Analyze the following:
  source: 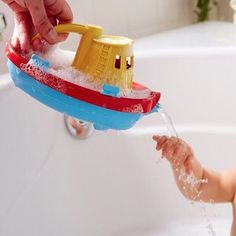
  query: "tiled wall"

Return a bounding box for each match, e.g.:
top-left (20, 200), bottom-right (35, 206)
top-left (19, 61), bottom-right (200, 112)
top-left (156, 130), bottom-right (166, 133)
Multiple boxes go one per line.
top-left (63, 0), bottom-right (195, 50)
top-left (0, 0), bottom-right (230, 74)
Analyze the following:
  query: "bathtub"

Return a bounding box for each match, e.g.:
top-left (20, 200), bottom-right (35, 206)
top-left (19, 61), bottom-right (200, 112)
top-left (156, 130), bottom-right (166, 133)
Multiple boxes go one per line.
top-left (0, 21), bottom-right (235, 236)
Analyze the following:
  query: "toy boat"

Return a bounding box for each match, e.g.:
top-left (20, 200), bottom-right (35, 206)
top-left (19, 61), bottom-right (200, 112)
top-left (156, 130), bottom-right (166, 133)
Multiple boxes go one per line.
top-left (6, 23), bottom-right (161, 130)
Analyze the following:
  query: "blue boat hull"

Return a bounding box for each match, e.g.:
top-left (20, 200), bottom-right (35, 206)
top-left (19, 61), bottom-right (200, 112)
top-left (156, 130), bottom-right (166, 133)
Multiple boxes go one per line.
top-left (8, 60), bottom-right (157, 130)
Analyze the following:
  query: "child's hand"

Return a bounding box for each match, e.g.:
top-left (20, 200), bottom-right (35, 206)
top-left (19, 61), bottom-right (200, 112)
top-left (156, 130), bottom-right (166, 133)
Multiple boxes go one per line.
top-left (153, 135), bottom-right (194, 174)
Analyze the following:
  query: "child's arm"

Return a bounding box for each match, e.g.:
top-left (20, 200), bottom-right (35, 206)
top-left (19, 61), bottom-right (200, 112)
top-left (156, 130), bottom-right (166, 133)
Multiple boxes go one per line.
top-left (153, 135), bottom-right (236, 203)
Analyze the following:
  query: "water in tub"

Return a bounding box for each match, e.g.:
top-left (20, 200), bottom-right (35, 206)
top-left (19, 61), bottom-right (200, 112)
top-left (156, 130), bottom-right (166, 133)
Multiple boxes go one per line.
top-left (31, 46), bottom-right (223, 235)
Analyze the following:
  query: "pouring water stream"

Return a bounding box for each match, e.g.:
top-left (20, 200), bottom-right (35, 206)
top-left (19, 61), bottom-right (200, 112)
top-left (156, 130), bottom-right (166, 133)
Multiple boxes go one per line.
top-left (158, 104), bottom-right (216, 236)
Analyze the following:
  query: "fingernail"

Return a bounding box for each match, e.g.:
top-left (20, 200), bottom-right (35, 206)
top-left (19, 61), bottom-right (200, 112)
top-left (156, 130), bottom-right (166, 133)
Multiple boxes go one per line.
top-left (11, 37), bottom-right (19, 49)
top-left (23, 48), bottom-right (30, 54)
top-left (11, 37), bottom-right (17, 47)
top-left (32, 38), bottom-right (43, 51)
top-left (47, 29), bottom-right (58, 43)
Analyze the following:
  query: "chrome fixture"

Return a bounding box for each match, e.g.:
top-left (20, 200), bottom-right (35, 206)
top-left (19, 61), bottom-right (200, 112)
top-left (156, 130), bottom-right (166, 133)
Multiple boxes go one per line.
top-left (64, 115), bottom-right (94, 139)
top-left (0, 13), bottom-right (6, 33)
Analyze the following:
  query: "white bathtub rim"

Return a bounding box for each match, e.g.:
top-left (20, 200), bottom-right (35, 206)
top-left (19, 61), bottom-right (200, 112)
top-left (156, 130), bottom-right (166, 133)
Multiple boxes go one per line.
top-left (135, 47), bottom-right (236, 59)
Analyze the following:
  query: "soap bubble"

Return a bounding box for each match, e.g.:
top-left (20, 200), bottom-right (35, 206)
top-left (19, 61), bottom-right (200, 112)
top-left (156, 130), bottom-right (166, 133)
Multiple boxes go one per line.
top-left (122, 104), bottom-right (144, 113)
top-left (20, 46), bottom-right (155, 100)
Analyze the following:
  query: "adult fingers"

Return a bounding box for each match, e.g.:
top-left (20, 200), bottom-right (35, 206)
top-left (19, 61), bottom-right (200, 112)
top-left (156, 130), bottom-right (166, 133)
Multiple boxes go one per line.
top-left (48, 15), bottom-right (67, 41)
top-left (11, 35), bottom-right (20, 52)
top-left (13, 12), bottom-right (32, 53)
top-left (3, 0), bottom-right (26, 12)
top-left (32, 15), bottom-right (57, 51)
top-left (45, 0), bottom-right (73, 24)
top-left (45, 0), bottom-right (73, 41)
top-left (25, 0), bottom-right (59, 44)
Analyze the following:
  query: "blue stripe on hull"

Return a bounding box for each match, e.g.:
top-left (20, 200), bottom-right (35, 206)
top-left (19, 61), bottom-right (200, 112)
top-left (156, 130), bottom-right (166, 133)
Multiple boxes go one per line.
top-left (8, 60), bottom-right (147, 130)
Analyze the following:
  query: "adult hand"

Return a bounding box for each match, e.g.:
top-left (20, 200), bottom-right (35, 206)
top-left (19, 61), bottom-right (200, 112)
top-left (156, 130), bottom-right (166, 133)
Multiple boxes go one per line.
top-left (2, 0), bottom-right (73, 53)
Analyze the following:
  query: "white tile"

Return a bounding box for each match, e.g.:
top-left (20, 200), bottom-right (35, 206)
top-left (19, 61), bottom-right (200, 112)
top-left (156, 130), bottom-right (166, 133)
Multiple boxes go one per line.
top-left (126, 0), bottom-right (158, 37)
top-left (93, 0), bottom-right (129, 35)
top-left (67, 0), bottom-right (95, 23)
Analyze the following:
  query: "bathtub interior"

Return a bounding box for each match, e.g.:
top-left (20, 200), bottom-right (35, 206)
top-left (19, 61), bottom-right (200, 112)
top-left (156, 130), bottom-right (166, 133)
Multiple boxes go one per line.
top-left (0, 22), bottom-right (236, 236)
top-left (0, 76), bottom-right (233, 236)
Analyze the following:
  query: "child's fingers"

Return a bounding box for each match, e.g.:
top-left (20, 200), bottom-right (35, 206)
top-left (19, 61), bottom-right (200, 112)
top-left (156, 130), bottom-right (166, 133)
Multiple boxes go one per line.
top-left (153, 135), bottom-right (169, 141)
top-left (153, 135), bottom-right (167, 150)
top-left (173, 141), bottom-right (194, 168)
top-left (161, 137), bottom-right (177, 158)
top-left (172, 141), bottom-right (187, 159)
top-left (156, 136), bottom-right (169, 150)
top-left (161, 136), bottom-right (178, 152)
top-left (173, 142), bottom-right (192, 158)
top-left (183, 155), bottom-right (193, 174)
top-left (153, 135), bottom-right (166, 144)
top-left (164, 138), bottom-right (188, 164)
top-left (152, 135), bottom-right (160, 141)
top-left (154, 135), bottom-right (194, 175)
top-left (154, 135), bottom-right (178, 154)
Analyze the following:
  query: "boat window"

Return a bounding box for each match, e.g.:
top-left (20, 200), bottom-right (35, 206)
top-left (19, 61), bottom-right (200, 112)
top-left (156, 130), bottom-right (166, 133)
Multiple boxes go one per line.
top-left (115, 55), bottom-right (121, 69)
top-left (126, 56), bottom-right (133, 70)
